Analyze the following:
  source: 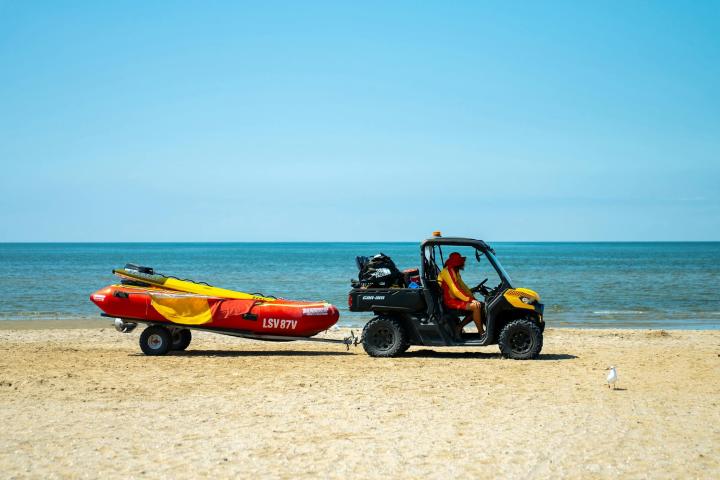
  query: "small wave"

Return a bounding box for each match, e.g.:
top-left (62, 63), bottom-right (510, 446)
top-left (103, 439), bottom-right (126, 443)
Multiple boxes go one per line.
top-left (592, 310), bottom-right (646, 315)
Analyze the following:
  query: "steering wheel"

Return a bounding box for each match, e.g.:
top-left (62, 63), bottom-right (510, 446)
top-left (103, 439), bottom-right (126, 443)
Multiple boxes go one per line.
top-left (471, 278), bottom-right (488, 293)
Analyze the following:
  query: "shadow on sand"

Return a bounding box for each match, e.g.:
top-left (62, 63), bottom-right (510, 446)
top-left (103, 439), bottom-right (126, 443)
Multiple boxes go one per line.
top-left (131, 349), bottom-right (576, 360)
top-left (535, 353), bottom-right (578, 361)
top-left (404, 350), bottom-right (502, 359)
top-left (132, 350), bottom-right (353, 358)
top-left (404, 350), bottom-right (577, 361)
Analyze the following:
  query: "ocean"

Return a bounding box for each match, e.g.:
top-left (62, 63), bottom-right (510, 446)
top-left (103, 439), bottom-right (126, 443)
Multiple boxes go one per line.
top-left (0, 242), bottom-right (718, 329)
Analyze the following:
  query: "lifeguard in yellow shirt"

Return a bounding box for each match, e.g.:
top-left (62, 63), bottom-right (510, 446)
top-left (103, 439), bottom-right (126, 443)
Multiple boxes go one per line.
top-left (437, 252), bottom-right (484, 335)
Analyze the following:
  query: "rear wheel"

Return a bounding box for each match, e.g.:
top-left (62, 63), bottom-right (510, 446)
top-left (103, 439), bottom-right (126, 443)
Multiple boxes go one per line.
top-left (139, 326), bottom-right (172, 356)
top-left (170, 329), bottom-right (192, 351)
top-left (498, 319), bottom-right (543, 360)
top-left (362, 316), bottom-right (408, 357)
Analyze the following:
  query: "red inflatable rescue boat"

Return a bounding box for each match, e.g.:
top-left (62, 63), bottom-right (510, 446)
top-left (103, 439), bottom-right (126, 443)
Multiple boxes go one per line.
top-left (90, 265), bottom-right (343, 355)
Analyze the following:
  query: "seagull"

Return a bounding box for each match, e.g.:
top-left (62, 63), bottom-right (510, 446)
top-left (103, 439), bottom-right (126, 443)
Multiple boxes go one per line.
top-left (606, 366), bottom-right (618, 389)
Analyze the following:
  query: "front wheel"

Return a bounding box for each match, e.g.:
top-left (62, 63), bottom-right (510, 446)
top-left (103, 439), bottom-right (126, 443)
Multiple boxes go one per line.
top-left (139, 326), bottom-right (172, 356)
top-left (170, 329), bottom-right (192, 351)
top-left (362, 316), bottom-right (408, 358)
top-left (498, 319), bottom-right (543, 360)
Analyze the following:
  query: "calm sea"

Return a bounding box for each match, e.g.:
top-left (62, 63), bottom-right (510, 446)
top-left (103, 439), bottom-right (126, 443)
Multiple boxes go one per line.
top-left (0, 242), bottom-right (718, 329)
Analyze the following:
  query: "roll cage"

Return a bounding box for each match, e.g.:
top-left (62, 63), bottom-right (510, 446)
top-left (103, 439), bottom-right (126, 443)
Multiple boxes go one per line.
top-left (420, 237), bottom-right (513, 291)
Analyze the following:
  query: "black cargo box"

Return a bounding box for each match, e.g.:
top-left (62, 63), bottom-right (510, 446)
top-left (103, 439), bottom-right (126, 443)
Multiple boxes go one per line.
top-left (349, 288), bottom-right (426, 313)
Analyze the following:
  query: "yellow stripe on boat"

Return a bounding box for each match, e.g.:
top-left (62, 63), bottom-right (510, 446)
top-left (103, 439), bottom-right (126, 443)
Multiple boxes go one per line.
top-left (150, 294), bottom-right (213, 325)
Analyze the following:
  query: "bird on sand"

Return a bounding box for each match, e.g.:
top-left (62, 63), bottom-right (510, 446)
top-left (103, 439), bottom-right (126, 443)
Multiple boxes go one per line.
top-left (606, 366), bottom-right (618, 389)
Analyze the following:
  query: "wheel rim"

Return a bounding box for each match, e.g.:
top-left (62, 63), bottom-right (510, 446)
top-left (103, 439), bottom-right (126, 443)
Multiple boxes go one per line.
top-left (510, 329), bottom-right (532, 354)
top-left (370, 326), bottom-right (394, 351)
top-left (148, 333), bottom-right (164, 350)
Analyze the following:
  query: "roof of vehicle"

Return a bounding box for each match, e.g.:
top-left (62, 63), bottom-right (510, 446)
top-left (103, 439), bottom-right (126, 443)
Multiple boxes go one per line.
top-left (420, 237), bottom-right (495, 253)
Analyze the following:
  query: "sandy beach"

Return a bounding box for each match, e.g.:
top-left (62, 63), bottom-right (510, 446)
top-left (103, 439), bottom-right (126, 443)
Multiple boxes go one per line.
top-left (0, 325), bottom-right (718, 479)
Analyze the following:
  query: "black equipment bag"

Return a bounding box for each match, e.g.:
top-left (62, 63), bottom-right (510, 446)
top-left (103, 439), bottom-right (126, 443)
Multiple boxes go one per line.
top-left (356, 253), bottom-right (404, 288)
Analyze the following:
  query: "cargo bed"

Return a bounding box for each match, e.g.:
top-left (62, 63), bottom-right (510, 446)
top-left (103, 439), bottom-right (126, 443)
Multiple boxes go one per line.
top-left (348, 288), bottom-right (427, 314)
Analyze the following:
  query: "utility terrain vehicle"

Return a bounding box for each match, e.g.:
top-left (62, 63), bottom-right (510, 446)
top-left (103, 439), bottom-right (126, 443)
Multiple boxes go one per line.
top-left (349, 234), bottom-right (545, 359)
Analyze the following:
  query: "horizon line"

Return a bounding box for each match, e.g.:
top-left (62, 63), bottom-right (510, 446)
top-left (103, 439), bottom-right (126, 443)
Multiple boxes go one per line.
top-left (1, 240), bottom-right (719, 244)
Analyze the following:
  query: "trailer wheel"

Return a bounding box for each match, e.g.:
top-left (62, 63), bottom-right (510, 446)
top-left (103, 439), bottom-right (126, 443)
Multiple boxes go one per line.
top-left (362, 316), bottom-right (408, 358)
top-left (139, 326), bottom-right (172, 356)
top-left (170, 329), bottom-right (192, 351)
top-left (498, 318), bottom-right (543, 360)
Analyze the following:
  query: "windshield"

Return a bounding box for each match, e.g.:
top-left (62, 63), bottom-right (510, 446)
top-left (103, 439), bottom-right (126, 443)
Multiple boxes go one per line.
top-left (486, 251), bottom-right (512, 285)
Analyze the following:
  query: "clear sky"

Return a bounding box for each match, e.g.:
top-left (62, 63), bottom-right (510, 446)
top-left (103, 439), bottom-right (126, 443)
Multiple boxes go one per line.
top-left (1, 1), bottom-right (718, 241)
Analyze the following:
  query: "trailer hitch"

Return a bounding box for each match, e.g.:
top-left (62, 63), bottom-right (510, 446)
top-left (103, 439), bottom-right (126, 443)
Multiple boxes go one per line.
top-left (343, 330), bottom-right (360, 350)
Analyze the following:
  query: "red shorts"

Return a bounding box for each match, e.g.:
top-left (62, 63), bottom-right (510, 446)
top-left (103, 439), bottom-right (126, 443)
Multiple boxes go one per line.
top-left (444, 297), bottom-right (472, 310)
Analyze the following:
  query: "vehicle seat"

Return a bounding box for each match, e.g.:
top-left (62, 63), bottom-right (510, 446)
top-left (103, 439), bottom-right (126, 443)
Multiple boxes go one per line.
top-left (426, 277), bottom-right (466, 319)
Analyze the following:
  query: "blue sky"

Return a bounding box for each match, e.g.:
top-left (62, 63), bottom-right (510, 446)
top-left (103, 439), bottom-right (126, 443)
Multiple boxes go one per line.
top-left (1, 1), bottom-right (718, 241)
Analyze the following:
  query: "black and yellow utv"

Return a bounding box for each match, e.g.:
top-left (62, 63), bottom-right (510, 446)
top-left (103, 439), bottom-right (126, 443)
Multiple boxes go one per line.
top-left (348, 234), bottom-right (545, 359)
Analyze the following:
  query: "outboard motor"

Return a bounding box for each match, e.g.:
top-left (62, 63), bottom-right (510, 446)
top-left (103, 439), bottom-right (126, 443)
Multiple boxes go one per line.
top-left (124, 263), bottom-right (154, 275)
top-left (120, 264), bottom-right (154, 287)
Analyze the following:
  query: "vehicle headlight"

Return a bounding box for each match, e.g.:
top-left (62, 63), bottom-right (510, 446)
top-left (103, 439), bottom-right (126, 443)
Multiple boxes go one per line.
top-left (520, 296), bottom-right (533, 304)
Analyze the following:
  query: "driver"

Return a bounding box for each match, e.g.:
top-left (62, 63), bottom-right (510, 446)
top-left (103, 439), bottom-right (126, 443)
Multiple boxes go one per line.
top-left (437, 252), bottom-right (484, 335)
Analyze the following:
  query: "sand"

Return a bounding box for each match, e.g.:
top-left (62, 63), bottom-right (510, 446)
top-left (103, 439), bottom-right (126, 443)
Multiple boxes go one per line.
top-left (0, 325), bottom-right (718, 479)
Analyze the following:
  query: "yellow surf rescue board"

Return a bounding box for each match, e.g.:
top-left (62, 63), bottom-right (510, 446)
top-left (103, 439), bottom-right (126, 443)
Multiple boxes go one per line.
top-left (113, 267), bottom-right (274, 302)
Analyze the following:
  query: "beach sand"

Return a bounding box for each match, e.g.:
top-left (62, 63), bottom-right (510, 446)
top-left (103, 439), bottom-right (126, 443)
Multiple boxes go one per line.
top-left (0, 325), bottom-right (718, 479)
